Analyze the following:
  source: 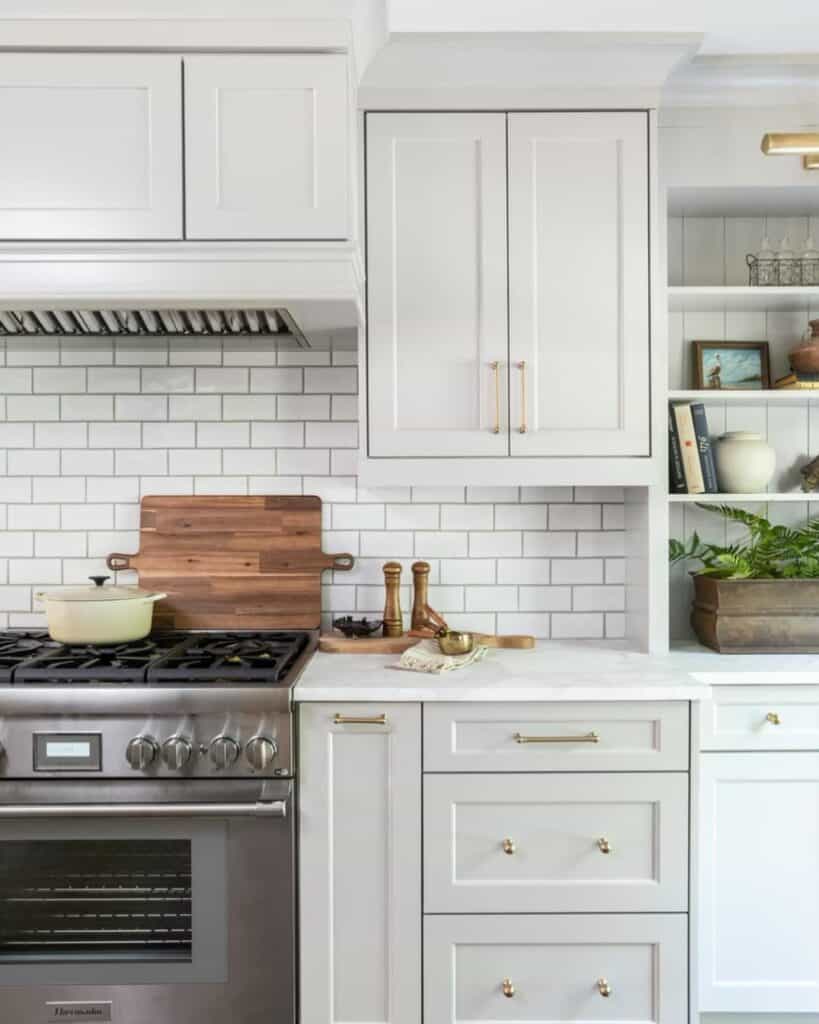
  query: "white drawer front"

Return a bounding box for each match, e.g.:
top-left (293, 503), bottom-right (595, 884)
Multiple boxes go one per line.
top-left (424, 914), bottom-right (687, 1024)
top-left (701, 686), bottom-right (819, 751)
top-left (424, 773), bottom-right (688, 913)
top-left (424, 702), bottom-right (688, 772)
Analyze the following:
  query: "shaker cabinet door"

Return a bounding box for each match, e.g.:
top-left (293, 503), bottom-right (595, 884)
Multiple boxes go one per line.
top-left (299, 703), bottom-right (421, 1024)
top-left (508, 112), bottom-right (650, 456)
top-left (0, 54), bottom-right (182, 240)
top-left (699, 752), bottom-right (819, 1012)
top-left (184, 55), bottom-right (349, 239)
top-left (366, 113), bottom-right (509, 457)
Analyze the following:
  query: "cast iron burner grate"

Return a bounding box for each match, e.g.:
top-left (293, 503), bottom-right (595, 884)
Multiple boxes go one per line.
top-left (14, 633), bottom-right (192, 685)
top-left (147, 631), bottom-right (311, 684)
top-left (0, 631), bottom-right (61, 684)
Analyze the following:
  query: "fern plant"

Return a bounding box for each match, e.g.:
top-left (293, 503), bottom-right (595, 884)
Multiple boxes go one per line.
top-left (669, 503), bottom-right (819, 579)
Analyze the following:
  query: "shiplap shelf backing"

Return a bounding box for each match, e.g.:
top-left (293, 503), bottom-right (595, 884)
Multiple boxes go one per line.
top-left (667, 211), bottom-right (819, 643)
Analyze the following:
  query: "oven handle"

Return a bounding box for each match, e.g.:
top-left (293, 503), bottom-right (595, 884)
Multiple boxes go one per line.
top-left (0, 801), bottom-right (287, 819)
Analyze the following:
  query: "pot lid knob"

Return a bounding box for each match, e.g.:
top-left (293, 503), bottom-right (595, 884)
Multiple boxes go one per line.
top-left (89, 575), bottom-right (111, 588)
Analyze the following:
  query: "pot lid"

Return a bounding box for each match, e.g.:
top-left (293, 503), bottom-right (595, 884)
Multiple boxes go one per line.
top-left (37, 575), bottom-right (158, 603)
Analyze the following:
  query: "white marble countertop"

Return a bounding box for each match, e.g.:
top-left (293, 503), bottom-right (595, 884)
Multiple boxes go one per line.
top-left (294, 642), bottom-right (710, 703)
top-left (293, 640), bottom-right (819, 702)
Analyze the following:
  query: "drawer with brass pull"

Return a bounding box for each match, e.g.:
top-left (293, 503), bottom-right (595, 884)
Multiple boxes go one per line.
top-left (424, 913), bottom-right (687, 1024)
top-left (700, 685), bottom-right (819, 751)
top-left (423, 701), bottom-right (689, 772)
top-left (423, 772), bottom-right (688, 913)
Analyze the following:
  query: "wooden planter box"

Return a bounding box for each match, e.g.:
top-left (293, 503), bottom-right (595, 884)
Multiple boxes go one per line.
top-left (691, 574), bottom-right (819, 653)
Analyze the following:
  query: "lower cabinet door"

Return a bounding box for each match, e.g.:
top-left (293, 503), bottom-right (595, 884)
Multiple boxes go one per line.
top-left (423, 772), bottom-right (688, 913)
top-left (699, 752), bottom-right (819, 1012)
top-left (299, 703), bottom-right (421, 1024)
top-left (424, 914), bottom-right (687, 1024)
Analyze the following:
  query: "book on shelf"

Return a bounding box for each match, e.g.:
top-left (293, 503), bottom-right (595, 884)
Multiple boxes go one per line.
top-left (774, 373), bottom-right (819, 390)
top-left (669, 402), bottom-right (717, 494)
top-left (670, 403), bottom-right (705, 494)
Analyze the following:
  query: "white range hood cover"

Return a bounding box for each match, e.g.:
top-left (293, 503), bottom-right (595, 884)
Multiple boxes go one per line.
top-left (0, 241), bottom-right (364, 348)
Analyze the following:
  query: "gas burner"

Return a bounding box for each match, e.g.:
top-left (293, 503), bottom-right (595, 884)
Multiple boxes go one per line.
top-left (15, 633), bottom-right (191, 685)
top-left (0, 630), bottom-right (61, 683)
top-left (148, 631), bottom-right (312, 685)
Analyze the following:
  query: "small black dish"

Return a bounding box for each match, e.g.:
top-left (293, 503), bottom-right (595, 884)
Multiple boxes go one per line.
top-left (332, 616), bottom-right (384, 638)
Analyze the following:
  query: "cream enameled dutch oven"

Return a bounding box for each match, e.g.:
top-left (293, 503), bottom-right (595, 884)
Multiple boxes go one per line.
top-left (35, 575), bottom-right (167, 644)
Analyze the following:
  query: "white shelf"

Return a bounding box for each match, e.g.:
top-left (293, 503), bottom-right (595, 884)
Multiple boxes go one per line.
top-left (668, 492), bottom-right (815, 503)
top-left (668, 286), bottom-right (819, 312)
top-left (669, 389), bottom-right (819, 403)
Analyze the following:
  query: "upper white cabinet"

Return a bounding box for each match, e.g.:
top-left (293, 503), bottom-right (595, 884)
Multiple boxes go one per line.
top-left (184, 55), bottom-right (349, 240)
top-left (0, 55), bottom-right (182, 240)
top-left (508, 112), bottom-right (650, 456)
top-left (366, 113), bottom-right (508, 457)
top-left (365, 110), bottom-right (651, 463)
top-left (699, 752), bottom-right (819, 1012)
top-left (299, 703), bottom-right (421, 1024)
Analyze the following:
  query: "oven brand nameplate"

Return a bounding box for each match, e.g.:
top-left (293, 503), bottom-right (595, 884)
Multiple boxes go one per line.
top-left (46, 1002), bottom-right (112, 1023)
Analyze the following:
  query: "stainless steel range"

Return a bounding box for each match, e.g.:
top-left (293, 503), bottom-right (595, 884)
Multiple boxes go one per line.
top-left (0, 628), bottom-right (315, 1024)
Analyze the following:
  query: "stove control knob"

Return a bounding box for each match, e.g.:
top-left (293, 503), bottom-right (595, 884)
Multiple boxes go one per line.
top-left (208, 735), bottom-right (240, 770)
top-left (245, 735), bottom-right (278, 772)
top-left (125, 735), bottom-right (158, 771)
top-left (162, 735), bottom-right (193, 771)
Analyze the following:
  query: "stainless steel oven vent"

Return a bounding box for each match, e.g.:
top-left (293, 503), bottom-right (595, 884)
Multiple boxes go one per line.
top-left (0, 307), bottom-right (309, 347)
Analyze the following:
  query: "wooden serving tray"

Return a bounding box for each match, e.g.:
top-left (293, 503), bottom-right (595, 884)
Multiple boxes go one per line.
top-left (107, 495), bottom-right (353, 630)
top-left (318, 634), bottom-right (419, 654)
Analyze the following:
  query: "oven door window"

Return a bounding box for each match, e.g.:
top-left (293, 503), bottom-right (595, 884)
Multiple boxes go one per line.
top-left (0, 820), bottom-right (227, 986)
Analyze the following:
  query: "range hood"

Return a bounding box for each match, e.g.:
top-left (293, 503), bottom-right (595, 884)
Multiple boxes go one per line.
top-left (0, 242), bottom-right (364, 350)
top-left (0, 307), bottom-right (311, 348)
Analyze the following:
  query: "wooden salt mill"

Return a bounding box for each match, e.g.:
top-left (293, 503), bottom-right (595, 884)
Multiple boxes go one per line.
top-left (411, 561), bottom-right (431, 630)
top-left (382, 561), bottom-right (403, 637)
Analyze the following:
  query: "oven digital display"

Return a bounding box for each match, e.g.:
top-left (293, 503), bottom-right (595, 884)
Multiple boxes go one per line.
top-left (46, 741), bottom-right (91, 759)
top-left (34, 734), bottom-right (101, 771)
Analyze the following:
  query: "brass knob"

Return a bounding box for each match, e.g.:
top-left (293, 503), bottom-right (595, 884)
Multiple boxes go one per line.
top-left (501, 978), bottom-right (515, 998)
top-left (502, 838), bottom-right (516, 855)
top-left (597, 978), bottom-right (612, 998)
top-left (766, 712), bottom-right (781, 725)
top-left (597, 837), bottom-right (612, 854)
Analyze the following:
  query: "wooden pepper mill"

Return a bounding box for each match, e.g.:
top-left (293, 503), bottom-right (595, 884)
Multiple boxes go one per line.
top-left (411, 561), bottom-right (431, 630)
top-left (382, 562), bottom-right (403, 637)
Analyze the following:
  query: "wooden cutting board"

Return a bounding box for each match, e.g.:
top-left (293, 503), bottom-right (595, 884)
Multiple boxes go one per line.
top-left (106, 495), bottom-right (354, 630)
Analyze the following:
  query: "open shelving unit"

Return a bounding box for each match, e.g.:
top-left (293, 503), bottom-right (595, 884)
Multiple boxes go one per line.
top-left (665, 187), bottom-right (819, 648)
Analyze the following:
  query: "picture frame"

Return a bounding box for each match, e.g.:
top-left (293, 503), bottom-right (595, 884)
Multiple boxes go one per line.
top-left (692, 340), bottom-right (771, 391)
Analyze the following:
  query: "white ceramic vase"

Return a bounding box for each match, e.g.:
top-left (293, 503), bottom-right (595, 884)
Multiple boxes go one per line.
top-left (714, 432), bottom-right (776, 493)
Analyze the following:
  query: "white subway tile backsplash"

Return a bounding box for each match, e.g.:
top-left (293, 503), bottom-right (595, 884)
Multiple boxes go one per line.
top-left (34, 368), bottom-right (86, 393)
top-left (0, 340), bottom-right (625, 640)
top-left (62, 396), bottom-right (113, 420)
top-left (250, 368), bottom-right (302, 393)
top-left (88, 368), bottom-right (140, 393)
top-left (62, 450), bottom-right (113, 476)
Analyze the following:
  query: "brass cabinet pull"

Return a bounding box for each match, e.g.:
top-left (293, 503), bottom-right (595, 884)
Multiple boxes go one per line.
top-left (513, 731), bottom-right (599, 744)
top-left (597, 837), bottom-right (612, 855)
top-left (766, 712), bottom-right (781, 725)
top-left (490, 360), bottom-right (500, 434)
top-left (333, 714), bottom-right (387, 726)
top-left (597, 978), bottom-right (612, 998)
top-left (501, 978), bottom-right (515, 998)
top-left (517, 360), bottom-right (527, 433)
top-left (502, 838), bottom-right (516, 855)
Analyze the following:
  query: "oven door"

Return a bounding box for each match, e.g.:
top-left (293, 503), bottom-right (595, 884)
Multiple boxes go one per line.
top-left (0, 779), bottom-right (294, 1024)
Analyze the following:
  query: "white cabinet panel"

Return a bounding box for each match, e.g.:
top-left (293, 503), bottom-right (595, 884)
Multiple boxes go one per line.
top-left (423, 701), bottom-right (689, 772)
top-left (699, 752), bottom-right (819, 1012)
top-left (299, 703), bottom-right (421, 1024)
top-left (366, 113), bottom-right (509, 457)
top-left (508, 112), bottom-right (650, 456)
top-left (0, 55), bottom-right (182, 240)
top-left (425, 914), bottom-right (687, 1024)
top-left (701, 684), bottom-right (819, 751)
top-left (185, 55), bottom-right (348, 239)
top-left (424, 772), bottom-right (688, 913)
